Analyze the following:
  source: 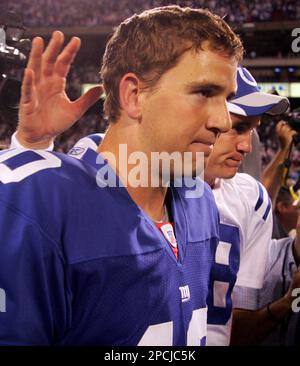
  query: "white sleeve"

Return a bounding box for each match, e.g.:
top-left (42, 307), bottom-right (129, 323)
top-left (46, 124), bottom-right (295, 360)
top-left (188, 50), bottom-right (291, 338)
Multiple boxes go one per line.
top-left (235, 177), bottom-right (273, 289)
top-left (10, 132), bottom-right (54, 151)
top-left (233, 238), bottom-right (296, 310)
top-left (267, 238), bottom-right (297, 279)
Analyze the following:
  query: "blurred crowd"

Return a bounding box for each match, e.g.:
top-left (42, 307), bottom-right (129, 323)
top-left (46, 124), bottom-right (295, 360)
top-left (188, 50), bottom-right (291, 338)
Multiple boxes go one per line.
top-left (6, 0), bottom-right (300, 27)
top-left (258, 117), bottom-right (300, 181)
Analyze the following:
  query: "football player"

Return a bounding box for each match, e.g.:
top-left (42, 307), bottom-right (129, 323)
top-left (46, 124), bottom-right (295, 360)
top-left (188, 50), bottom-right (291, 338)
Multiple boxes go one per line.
top-left (0, 6), bottom-right (243, 345)
top-left (12, 43), bottom-right (300, 346)
top-left (204, 66), bottom-right (300, 346)
top-left (53, 67), bottom-right (299, 346)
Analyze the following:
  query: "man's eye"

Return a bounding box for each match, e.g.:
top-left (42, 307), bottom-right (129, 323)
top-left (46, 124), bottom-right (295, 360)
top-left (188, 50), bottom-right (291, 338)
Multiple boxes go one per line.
top-left (197, 90), bottom-right (212, 98)
top-left (234, 126), bottom-right (244, 132)
top-left (234, 126), bottom-right (254, 135)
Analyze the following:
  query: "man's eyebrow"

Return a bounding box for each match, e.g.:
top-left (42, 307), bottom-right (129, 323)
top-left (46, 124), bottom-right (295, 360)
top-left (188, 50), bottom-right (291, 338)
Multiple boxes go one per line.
top-left (185, 82), bottom-right (225, 92)
top-left (186, 82), bottom-right (236, 99)
top-left (232, 120), bottom-right (256, 130)
top-left (232, 121), bottom-right (251, 127)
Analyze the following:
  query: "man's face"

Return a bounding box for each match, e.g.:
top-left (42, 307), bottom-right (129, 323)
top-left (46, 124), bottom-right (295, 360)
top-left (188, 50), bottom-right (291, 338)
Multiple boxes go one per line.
top-left (205, 113), bottom-right (261, 180)
top-left (138, 44), bottom-right (237, 177)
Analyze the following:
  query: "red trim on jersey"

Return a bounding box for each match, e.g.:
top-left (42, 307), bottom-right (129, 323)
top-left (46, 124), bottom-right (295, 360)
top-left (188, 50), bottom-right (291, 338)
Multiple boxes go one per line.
top-left (155, 222), bottom-right (179, 260)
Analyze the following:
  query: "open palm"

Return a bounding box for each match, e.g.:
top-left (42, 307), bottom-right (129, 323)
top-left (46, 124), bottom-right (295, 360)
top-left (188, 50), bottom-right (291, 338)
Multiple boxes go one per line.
top-left (18, 31), bottom-right (103, 148)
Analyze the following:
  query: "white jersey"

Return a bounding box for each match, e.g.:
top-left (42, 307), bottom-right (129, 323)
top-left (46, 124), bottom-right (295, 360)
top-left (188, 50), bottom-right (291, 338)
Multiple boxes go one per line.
top-left (207, 173), bottom-right (273, 346)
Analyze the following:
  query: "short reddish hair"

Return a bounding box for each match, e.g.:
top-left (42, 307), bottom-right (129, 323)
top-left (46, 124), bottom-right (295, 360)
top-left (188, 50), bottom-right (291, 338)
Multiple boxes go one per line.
top-left (101, 5), bottom-right (244, 122)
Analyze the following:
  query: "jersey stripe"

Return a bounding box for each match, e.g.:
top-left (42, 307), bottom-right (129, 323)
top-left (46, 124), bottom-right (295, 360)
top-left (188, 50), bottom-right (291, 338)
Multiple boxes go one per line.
top-left (255, 181), bottom-right (272, 221)
top-left (88, 134), bottom-right (103, 146)
top-left (68, 134), bottom-right (104, 161)
top-left (262, 197), bottom-right (272, 221)
top-left (255, 182), bottom-right (264, 211)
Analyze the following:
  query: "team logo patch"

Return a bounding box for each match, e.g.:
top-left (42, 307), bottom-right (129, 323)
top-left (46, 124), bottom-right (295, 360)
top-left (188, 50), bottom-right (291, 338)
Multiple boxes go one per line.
top-left (179, 285), bottom-right (191, 303)
top-left (69, 147), bottom-right (86, 156)
top-left (160, 223), bottom-right (178, 248)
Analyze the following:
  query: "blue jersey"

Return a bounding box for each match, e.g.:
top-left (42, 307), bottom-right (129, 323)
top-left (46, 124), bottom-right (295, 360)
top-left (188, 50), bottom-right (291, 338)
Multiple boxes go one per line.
top-left (0, 146), bottom-right (219, 345)
top-left (68, 134), bottom-right (273, 346)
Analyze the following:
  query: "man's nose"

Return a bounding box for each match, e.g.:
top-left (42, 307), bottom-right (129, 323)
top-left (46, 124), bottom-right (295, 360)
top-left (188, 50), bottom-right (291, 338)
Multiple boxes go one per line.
top-left (206, 100), bottom-right (232, 136)
top-left (237, 132), bottom-right (253, 154)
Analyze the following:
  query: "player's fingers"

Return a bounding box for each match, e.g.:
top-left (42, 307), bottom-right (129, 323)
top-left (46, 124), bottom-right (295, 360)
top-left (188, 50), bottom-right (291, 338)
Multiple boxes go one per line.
top-left (20, 69), bottom-right (38, 115)
top-left (72, 86), bottom-right (103, 119)
top-left (41, 31), bottom-right (65, 77)
top-left (54, 37), bottom-right (81, 78)
top-left (281, 123), bottom-right (297, 138)
top-left (20, 68), bottom-right (35, 105)
top-left (276, 120), bottom-right (286, 132)
top-left (26, 37), bottom-right (44, 82)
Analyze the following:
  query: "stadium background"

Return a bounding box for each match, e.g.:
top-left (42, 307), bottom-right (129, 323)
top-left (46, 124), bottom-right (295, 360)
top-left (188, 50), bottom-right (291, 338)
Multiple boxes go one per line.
top-left (0, 0), bottom-right (299, 181)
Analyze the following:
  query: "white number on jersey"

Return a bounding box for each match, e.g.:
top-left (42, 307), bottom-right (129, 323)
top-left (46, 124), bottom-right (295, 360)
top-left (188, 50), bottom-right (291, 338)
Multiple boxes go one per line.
top-left (138, 307), bottom-right (207, 346)
top-left (0, 150), bottom-right (61, 184)
top-left (208, 224), bottom-right (240, 325)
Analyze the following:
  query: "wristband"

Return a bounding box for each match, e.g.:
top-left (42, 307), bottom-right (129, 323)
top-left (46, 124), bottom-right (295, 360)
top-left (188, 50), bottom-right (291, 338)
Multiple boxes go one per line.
top-left (10, 132), bottom-right (54, 151)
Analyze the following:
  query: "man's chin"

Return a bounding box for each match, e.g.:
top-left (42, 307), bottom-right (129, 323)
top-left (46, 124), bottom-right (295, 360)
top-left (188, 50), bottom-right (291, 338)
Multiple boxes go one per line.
top-left (221, 167), bottom-right (238, 180)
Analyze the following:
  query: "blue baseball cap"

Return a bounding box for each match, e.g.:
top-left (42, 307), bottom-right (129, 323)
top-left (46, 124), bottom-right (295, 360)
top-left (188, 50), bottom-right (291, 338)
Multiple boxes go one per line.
top-left (227, 66), bottom-right (290, 117)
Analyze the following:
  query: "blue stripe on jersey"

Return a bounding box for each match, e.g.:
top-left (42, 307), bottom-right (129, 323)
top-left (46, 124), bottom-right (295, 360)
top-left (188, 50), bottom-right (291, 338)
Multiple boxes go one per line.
top-left (255, 182), bottom-right (264, 211)
top-left (262, 197), bottom-right (272, 221)
top-left (87, 134), bottom-right (102, 146)
top-left (2, 151), bottom-right (44, 170)
top-left (200, 336), bottom-right (206, 346)
top-left (80, 148), bottom-right (100, 167)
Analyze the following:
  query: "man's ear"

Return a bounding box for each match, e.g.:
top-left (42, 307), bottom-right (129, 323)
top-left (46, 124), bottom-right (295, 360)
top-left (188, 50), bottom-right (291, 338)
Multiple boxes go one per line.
top-left (119, 73), bottom-right (143, 120)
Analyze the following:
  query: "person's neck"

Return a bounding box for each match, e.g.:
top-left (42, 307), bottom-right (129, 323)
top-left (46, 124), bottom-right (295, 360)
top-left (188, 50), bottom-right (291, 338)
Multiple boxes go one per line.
top-left (98, 124), bottom-right (168, 222)
top-left (204, 170), bottom-right (216, 189)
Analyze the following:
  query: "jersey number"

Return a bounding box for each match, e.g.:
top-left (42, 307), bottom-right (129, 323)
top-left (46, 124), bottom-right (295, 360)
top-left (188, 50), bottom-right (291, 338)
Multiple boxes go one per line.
top-left (0, 150), bottom-right (61, 184)
top-left (207, 224), bottom-right (240, 325)
top-left (138, 308), bottom-right (207, 346)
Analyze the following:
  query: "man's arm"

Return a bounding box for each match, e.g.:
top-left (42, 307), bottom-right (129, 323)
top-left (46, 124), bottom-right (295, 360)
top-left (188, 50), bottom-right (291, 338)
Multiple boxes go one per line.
top-left (261, 121), bottom-right (296, 207)
top-left (231, 215), bottom-right (300, 346)
top-left (15, 31), bottom-right (102, 149)
top-left (231, 268), bottom-right (300, 346)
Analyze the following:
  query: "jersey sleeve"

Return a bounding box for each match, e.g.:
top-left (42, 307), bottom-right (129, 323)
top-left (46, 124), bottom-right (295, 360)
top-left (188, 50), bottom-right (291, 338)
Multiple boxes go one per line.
top-left (68, 133), bottom-right (104, 160)
top-left (235, 175), bottom-right (273, 289)
top-left (233, 238), bottom-right (296, 310)
top-left (0, 200), bottom-right (70, 345)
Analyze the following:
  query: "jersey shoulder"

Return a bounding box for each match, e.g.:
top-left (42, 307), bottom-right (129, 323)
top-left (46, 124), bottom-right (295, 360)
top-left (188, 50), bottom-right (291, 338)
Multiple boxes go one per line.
top-left (0, 148), bottom-right (98, 228)
top-left (231, 173), bottom-right (272, 222)
top-left (0, 148), bottom-right (97, 188)
top-left (68, 133), bottom-right (104, 159)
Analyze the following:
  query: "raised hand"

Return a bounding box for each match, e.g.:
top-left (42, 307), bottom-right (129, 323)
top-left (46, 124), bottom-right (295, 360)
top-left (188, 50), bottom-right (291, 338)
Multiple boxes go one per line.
top-left (276, 120), bottom-right (297, 151)
top-left (17, 31), bottom-right (103, 149)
